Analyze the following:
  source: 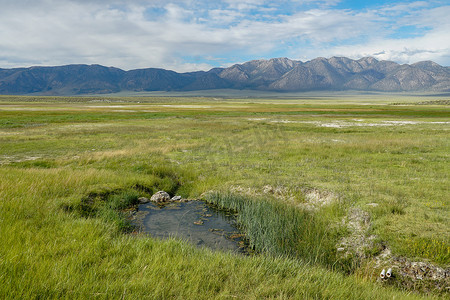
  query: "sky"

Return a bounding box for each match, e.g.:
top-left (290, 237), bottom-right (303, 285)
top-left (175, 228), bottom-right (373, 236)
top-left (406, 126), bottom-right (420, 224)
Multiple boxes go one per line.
top-left (0, 0), bottom-right (449, 72)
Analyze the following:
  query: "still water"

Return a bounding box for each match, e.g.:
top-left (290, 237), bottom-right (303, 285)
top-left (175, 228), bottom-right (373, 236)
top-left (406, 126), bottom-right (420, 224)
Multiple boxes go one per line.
top-left (132, 201), bottom-right (249, 254)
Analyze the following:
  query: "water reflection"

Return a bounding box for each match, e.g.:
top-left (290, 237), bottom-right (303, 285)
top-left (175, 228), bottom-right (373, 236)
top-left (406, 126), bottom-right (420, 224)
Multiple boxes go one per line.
top-left (132, 201), bottom-right (249, 254)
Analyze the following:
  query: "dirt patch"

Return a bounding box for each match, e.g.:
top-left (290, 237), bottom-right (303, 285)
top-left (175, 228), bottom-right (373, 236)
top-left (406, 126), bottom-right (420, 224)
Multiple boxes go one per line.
top-left (392, 100), bottom-right (450, 105)
top-left (0, 155), bottom-right (41, 165)
top-left (247, 118), bottom-right (449, 128)
top-left (302, 188), bottom-right (337, 210)
top-left (337, 208), bottom-right (377, 261)
top-left (228, 185), bottom-right (338, 211)
top-left (159, 105), bottom-right (213, 109)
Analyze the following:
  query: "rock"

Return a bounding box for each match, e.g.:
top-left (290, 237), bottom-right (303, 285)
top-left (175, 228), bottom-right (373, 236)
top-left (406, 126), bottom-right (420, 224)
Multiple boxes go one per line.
top-left (171, 195), bottom-right (182, 201)
top-left (150, 191), bottom-right (171, 203)
top-left (138, 197), bottom-right (149, 204)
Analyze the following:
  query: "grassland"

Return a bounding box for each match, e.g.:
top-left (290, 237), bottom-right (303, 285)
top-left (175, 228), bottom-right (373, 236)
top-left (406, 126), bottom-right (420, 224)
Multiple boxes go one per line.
top-left (0, 94), bottom-right (448, 298)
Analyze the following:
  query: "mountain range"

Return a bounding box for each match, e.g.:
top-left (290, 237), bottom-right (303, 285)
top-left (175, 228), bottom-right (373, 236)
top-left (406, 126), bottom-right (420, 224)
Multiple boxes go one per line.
top-left (1, 57), bottom-right (449, 95)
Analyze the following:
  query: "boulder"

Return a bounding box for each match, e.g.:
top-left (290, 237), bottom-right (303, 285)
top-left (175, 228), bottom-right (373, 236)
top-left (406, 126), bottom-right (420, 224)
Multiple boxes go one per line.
top-left (150, 191), bottom-right (171, 203)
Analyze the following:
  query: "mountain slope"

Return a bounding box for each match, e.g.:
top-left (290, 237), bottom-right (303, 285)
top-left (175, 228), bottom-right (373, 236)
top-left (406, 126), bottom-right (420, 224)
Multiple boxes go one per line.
top-left (0, 65), bottom-right (125, 94)
top-left (0, 57), bottom-right (449, 95)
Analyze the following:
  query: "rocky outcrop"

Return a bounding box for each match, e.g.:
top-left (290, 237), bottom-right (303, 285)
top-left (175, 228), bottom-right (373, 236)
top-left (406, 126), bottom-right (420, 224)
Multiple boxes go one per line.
top-left (374, 248), bottom-right (450, 294)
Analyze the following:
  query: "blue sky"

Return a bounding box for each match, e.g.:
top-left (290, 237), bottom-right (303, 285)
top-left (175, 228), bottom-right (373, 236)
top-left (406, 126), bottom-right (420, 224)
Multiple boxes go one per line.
top-left (0, 0), bottom-right (449, 71)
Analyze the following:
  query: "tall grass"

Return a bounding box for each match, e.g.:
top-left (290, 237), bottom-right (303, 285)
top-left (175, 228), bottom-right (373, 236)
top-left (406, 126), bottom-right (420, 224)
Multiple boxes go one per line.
top-left (96, 190), bottom-right (140, 232)
top-left (204, 192), bottom-right (342, 269)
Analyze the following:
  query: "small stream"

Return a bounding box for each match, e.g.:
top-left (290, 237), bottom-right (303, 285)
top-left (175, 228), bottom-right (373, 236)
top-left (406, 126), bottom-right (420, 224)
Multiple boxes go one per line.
top-left (131, 201), bottom-right (249, 254)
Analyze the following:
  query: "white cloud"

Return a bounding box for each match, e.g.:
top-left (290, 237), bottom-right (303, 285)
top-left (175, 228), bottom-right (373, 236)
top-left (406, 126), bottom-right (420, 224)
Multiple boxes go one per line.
top-left (222, 0), bottom-right (267, 9)
top-left (326, 33), bottom-right (450, 65)
top-left (0, 0), bottom-right (448, 71)
top-left (304, 5), bottom-right (450, 65)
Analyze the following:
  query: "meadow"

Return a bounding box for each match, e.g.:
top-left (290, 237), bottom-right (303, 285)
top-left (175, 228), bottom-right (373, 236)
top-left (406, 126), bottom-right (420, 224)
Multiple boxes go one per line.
top-left (0, 94), bottom-right (448, 299)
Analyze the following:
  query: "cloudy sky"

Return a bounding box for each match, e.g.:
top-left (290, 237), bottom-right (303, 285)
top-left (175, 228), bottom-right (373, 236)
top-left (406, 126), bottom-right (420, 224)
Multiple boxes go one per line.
top-left (1, 0), bottom-right (449, 71)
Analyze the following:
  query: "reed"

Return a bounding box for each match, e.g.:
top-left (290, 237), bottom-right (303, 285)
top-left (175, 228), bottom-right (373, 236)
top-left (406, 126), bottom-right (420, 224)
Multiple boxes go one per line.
top-left (205, 192), bottom-right (340, 269)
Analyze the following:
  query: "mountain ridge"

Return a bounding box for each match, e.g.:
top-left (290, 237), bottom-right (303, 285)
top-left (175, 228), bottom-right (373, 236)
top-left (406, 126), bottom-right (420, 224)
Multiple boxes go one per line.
top-left (1, 57), bottom-right (449, 95)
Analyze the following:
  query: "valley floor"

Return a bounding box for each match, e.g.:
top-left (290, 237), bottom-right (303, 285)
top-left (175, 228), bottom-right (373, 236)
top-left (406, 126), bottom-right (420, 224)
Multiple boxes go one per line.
top-left (0, 95), bottom-right (448, 299)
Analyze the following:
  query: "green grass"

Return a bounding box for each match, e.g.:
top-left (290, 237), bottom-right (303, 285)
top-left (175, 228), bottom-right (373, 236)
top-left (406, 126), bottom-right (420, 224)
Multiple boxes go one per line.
top-left (204, 192), bottom-right (345, 269)
top-left (0, 95), bottom-right (449, 298)
top-left (0, 168), bottom-right (424, 299)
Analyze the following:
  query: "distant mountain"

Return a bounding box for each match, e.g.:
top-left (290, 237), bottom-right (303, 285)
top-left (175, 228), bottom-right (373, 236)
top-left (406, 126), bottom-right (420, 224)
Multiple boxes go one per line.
top-left (1, 57), bottom-right (449, 95)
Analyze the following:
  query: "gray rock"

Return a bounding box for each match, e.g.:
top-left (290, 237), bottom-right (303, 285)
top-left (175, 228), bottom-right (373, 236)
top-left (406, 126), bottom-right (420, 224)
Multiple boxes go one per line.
top-left (171, 195), bottom-right (182, 201)
top-left (138, 197), bottom-right (149, 204)
top-left (150, 191), bottom-right (171, 203)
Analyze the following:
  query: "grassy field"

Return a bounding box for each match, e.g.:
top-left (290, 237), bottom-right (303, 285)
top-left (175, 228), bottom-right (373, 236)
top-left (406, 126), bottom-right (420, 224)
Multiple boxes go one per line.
top-left (0, 94), bottom-right (448, 298)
